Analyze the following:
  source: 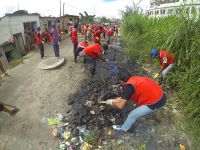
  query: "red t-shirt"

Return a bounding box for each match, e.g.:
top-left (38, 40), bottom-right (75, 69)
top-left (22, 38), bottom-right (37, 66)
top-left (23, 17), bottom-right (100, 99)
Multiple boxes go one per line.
top-left (71, 28), bottom-right (78, 44)
top-left (78, 42), bottom-right (88, 48)
top-left (35, 32), bottom-right (43, 45)
top-left (83, 44), bottom-right (102, 59)
top-left (102, 28), bottom-right (107, 33)
top-left (124, 76), bottom-right (163, 106)
top-left (93, 30), bottom-right (101, 43)
top-left (106, 31), bottom-right (112, 36)
top-left (159, 50), bottom-right (175, 68)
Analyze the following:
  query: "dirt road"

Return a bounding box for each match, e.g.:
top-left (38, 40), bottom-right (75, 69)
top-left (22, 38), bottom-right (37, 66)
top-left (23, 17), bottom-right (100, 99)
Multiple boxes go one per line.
top-left (0, 36), bottom-right (86, 150)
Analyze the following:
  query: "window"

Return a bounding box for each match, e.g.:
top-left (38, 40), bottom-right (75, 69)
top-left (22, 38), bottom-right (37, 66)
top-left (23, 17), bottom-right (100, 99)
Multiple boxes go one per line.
top-left (161, 9), bottom-right (166, 14)
top-left (156, 10), bottom-right (159, 15)
top-left (168, 9), bottom-right (174, 14)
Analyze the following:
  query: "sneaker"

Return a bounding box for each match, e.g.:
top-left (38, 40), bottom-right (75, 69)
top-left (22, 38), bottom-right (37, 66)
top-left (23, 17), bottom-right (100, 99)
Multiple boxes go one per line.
top-left (112, 125), bottom-right (124, 131)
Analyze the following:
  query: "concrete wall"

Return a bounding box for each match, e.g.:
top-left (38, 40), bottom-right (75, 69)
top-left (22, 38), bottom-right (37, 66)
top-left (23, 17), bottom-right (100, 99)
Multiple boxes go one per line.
top-left (40, 17), bottom-right (57, 32)
top-left (0, 15), bottom-right (39, 45)
top-left (0, 17), bottom-right (11, 45)
top-left (0, 48), bottom-right (9, 69)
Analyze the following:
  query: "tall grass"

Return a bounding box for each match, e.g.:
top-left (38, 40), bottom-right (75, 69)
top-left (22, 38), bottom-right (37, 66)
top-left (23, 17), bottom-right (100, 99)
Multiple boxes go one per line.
top-left (120, 7), bottom-right (200, 147)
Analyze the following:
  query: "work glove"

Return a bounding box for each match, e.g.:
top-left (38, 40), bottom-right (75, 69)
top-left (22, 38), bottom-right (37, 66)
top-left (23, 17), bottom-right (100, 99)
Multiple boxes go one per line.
top-left (154, 73), bottom-right (159, 79)
top-left (106, 99), bottom-right (113, 105)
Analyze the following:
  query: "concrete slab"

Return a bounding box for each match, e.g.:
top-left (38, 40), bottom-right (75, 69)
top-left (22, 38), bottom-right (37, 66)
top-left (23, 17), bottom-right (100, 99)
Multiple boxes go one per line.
top-left (37, 57), bottom-right (65, 70)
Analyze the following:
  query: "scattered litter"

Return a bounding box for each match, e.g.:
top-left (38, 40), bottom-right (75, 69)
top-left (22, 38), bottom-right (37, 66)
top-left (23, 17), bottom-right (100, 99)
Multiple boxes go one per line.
top-left (90, 110), bottom-right (95, 114)
top-left (48, 117), bottom-right (61, 125)
top-left (180, 144), bottom-right (186, 150)
top-left (41, 117), bottom-right (48, 124)
top-left (57, 113), bottom-right (64, 120)
top-left (63, 131), bottom-right (71, 140)
top-left (51, 128), bottom-right (58, 137)
top-left (80, 142), bottom-right (93, 150)
top-left (45, 41), bottom-right (189, 150)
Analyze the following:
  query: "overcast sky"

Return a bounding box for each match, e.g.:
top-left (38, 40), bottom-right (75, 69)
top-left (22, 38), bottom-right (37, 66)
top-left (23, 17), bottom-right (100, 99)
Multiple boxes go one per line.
top-left (0, 0), bottom-right (150, 19)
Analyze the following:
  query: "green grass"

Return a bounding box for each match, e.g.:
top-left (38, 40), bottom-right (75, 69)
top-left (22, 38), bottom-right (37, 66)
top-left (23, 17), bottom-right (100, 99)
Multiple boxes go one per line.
top-left (120, 6), bottom-right (200, 148)
top-left (8, 58), bottom-right (23, 69)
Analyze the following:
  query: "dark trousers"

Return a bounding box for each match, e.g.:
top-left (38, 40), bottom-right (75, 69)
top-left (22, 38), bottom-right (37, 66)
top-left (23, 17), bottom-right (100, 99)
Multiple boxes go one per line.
top-left (74, 47), bottom-right (84, 62)
top-left (53, 43), bottom-right (60, 57)
top-left (0, 103), bottom-right (4, 112)
top-left (38, 43), bottom-right (44, 58)
top-left (73, 43), bottom-right (78, 51)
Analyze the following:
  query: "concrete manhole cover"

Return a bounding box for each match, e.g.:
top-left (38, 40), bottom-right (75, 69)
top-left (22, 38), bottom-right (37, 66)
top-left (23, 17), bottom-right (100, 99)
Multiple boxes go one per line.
top-left (37, 57), bottom-right (65, 70)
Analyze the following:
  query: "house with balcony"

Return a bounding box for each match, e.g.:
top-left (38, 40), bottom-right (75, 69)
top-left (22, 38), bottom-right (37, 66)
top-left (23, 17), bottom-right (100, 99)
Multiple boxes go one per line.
top-left (146, 0), bottom-right (200, 17)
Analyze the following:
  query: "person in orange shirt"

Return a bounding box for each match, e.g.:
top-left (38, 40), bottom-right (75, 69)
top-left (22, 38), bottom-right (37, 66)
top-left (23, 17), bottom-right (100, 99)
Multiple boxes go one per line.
top-left (93, 26), bottom-right (102, 44)
top-left (35, 27), bottom-right (45, 59)
top-left (78, 43), bottom-right (108, 75)
top-left (71, 24), bottom-right (78, 54)
top-left (104, 71), bottom-right (166, 132)
top-left (43, 28), bottom-right (50, 42)
top-left (151, 49), bottom-right (175, 84)
top-left (74, 41), bottom-right (88, 63)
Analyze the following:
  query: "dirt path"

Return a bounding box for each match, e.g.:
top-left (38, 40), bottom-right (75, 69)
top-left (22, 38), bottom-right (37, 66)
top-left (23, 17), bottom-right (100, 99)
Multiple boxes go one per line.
top-left (0, 36), bottom-right (86, 150)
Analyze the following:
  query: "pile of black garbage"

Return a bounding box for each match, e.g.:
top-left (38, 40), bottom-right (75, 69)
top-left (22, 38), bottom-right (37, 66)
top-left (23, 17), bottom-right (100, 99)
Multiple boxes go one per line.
top-left (67, 42), bottom-right (138, 129)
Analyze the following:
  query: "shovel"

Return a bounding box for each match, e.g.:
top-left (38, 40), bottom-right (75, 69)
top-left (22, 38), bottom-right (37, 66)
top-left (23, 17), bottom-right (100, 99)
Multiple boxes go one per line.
top-left (98, 101), bottom-right (110, 105)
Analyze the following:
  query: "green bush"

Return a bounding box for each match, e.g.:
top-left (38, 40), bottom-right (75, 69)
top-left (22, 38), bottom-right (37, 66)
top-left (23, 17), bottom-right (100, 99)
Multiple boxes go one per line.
top-left (120, 7), bottom-right (200, 147)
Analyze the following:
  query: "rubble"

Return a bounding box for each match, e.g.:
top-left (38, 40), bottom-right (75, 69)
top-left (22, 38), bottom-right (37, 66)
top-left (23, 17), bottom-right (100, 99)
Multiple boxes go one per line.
top-left (46, 42), bottom-right (137, 149)
top-left (47, 41), bottom-right (189, 149)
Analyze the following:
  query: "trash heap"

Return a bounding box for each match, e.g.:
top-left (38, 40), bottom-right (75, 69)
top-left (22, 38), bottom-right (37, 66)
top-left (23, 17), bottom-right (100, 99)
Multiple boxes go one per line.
top-left (49, 43), bottom-right (138, 150)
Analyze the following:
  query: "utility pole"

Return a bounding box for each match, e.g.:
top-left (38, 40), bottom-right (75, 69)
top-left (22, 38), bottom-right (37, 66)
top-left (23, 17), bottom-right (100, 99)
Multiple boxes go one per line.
top-left (60, 0), bottom-right (61, 28)
top-left (63, 3), bottom-right (65, 31)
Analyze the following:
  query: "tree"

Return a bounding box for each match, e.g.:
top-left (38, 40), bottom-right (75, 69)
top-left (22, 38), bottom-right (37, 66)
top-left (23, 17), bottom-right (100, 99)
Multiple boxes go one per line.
top-left (100, 16), bottom-right (110, 23)
top-left (79, 11), bottom-right (95, 24)
top-left (121, 0), bottom-right (143, 18)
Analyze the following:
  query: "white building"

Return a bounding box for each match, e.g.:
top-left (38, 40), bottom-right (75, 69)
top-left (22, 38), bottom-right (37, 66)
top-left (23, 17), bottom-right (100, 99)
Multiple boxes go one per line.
top-left (0, 10), bottom-right (40, 55)
top-left (146, 0), bottom-right (200, 17)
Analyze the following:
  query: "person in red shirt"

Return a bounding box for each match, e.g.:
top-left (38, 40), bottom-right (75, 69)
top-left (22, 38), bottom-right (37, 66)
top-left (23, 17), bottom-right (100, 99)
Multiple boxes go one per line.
top-left (151, 49), bottom-right (175, 84)
top-left (71, 24), bottom-right (78, 54)
top-left (35, 27), bottom-right (45, 59)
top-left (93, 26), bottom-right (102, 44)
top-left (74, 41), bottom-right (88, 63)
top-left (43, 28), bottom-right (50, 42)
top-left (79, 43), bottom-right (108, 75)
top-left (103, 71), bottom-right (166, 131)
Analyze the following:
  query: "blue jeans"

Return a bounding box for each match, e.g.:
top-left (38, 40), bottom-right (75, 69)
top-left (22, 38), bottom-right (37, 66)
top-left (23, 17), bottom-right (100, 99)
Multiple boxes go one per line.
top-left (121, 105), bottom-right (156, 131)
top-left (53, 43), bottom-right (60, 57)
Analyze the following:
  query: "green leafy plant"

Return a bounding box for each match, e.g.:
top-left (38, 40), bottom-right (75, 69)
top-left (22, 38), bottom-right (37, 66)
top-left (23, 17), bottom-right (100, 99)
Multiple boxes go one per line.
top-left (121, 5), bottom-right (200, 148)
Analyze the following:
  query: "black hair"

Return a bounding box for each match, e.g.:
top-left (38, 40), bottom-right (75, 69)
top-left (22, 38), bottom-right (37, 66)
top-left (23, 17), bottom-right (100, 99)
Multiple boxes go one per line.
top-left (74, 23), bottom-right (78, 29)
top-left (118, 70), bottom-right (131, 82)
